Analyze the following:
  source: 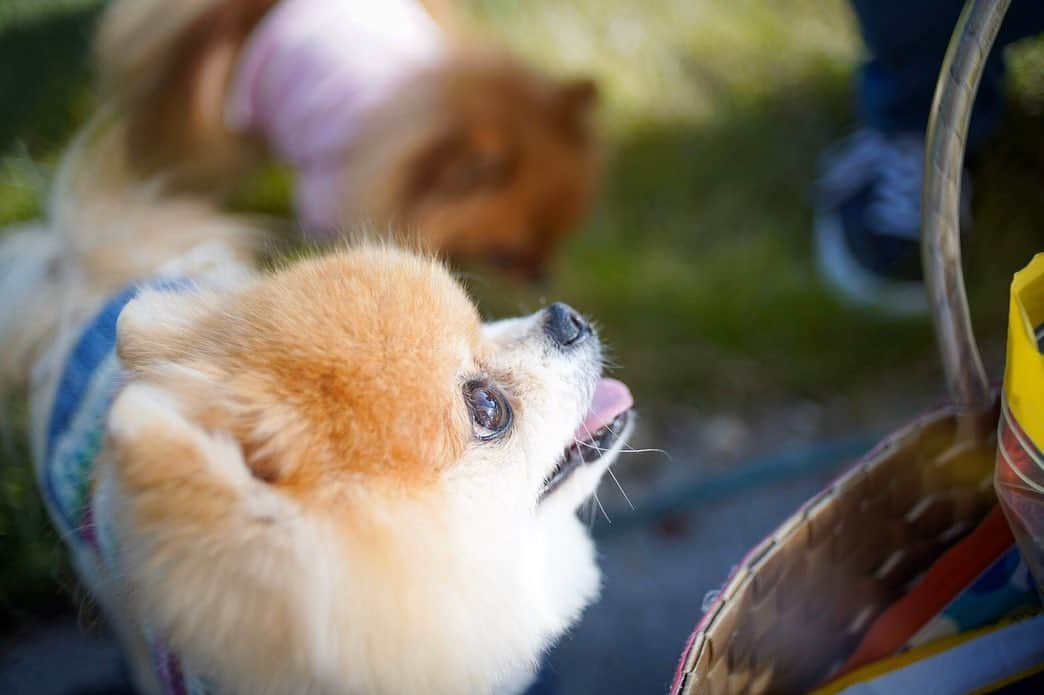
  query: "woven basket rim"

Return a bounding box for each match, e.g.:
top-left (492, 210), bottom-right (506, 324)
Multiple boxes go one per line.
top-left (670, 395), bottom-right (999, 693)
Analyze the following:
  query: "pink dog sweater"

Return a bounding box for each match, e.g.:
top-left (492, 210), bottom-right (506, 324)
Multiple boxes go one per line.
top-left (226, 0), bottom-right (446, 235)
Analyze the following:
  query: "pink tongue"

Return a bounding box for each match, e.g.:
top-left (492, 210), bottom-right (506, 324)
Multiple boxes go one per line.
top-left (575, 378), bottom-right (633, 439)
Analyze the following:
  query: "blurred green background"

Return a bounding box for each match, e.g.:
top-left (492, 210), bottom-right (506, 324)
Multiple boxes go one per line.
top-left (3, 0), bottom-right (1044, 629)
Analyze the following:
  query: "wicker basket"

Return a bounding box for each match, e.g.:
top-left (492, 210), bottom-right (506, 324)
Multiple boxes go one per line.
top-left (671, 1), bottom-right (1012, 693)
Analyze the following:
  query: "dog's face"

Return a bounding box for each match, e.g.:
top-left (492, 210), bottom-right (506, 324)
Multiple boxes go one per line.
top-left (102, 247), bottom-right (632, 693)
top-left (342, 52), bottom-right (600, 281)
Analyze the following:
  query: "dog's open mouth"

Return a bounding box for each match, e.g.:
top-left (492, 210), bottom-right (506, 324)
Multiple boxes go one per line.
top-left (540, 378), bottom-right (634, 500)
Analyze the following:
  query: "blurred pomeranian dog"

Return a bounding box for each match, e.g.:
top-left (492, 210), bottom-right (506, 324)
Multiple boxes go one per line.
top-left (94, 0), bottom-right (601, 279)
top-left (0, 106), bottom-right (633, 693)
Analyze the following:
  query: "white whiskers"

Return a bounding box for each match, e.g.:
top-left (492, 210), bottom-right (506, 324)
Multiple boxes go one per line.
top-left (592, 491), bottom-right (611, 524)
top-left (606, 466), bottom-right (634, 511)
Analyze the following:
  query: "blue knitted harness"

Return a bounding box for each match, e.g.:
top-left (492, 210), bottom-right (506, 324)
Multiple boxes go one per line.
top-left (41, 278), bottom-right (208, 695)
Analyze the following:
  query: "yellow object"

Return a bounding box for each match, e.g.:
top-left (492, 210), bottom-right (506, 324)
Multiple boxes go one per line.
top-left (998, 254), bottom-right (1044, 596)
top-left (1004, 253), bottom-right (1044, 463)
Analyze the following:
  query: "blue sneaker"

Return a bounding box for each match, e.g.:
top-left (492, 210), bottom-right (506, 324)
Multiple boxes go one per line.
top-left (814, 129), bottom-right (970, 316)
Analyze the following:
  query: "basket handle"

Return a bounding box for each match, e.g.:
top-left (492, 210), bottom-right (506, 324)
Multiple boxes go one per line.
top-left (922, 0), bottom-right (1009, 411)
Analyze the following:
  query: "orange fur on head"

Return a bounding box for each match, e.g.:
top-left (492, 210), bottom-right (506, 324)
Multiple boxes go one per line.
top-left (103, 249), bottom-right (487, 691)
top-left (116, 248), bottom-right (479, 496)
top-left (95, 0), bottom-right (600, 277)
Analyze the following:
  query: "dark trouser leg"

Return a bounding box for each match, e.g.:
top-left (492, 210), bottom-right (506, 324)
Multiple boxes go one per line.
top-left (852, 0), bottom-right (1044, 151)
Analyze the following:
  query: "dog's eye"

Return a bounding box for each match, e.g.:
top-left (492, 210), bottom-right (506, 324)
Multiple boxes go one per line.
top-left (465, 380), bottom-right (512, 440)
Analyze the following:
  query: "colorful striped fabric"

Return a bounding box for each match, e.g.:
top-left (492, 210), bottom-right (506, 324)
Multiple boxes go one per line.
top-left (40, 278), bottom-right (209, 695)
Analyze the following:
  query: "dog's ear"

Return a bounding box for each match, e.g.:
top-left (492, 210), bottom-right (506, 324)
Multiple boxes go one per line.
top-left (116, 257), bottom-right (253, 371)
top-left (104, 382), bottom-right (313, 691)
top-left (115, 283), bottom-right (295, 484)
top-left (107, 382), bottom-right (260, 505)
top-left (553, 78), bottom-right (599, 142)
top-left (116, 288), bottom-right (214, 372)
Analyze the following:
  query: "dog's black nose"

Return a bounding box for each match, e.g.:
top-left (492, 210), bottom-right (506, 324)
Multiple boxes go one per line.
top-left (544, 302), bottom-right (590, 347)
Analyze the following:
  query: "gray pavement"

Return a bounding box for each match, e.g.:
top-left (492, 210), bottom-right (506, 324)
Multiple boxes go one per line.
top-left (553, 467), bottom-right (841, 694)
top-left (0, 620), bottom-right (125, 695)
top-left (0, 453), bottom-right (846, 695)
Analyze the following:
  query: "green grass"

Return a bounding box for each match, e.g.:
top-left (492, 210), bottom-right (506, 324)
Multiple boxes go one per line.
top-left (464, 0), bottom-right (1044, 407)
top-left (4, 0), bottom-right (1044, 623)
top-left (0, 1), bottom-right (104, 629)
top-left (462, 0), bottom-right (1044, 408)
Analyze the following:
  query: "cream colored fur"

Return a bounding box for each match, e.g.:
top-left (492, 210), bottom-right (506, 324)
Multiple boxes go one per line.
top-left (0, 111), bottom-right (630, 695)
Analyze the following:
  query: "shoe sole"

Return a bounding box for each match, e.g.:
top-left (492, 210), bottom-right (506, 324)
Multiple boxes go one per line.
top-left (814, 207), bottom-right (929, 318)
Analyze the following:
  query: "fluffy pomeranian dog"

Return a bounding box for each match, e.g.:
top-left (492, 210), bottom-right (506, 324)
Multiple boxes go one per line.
top-left (94, 0), bottom-right (601, 279)
top-left (0, 109), bottom-right (633, 694)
